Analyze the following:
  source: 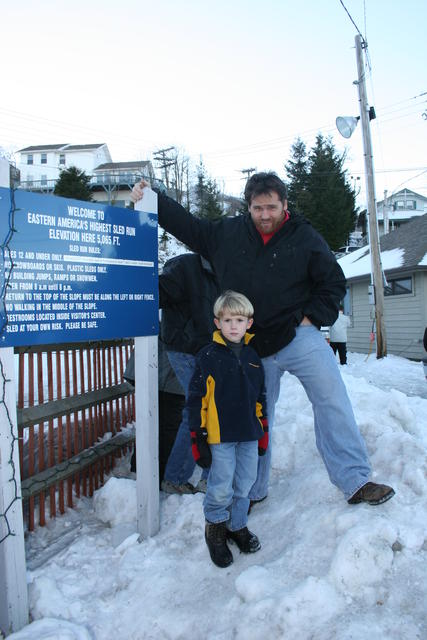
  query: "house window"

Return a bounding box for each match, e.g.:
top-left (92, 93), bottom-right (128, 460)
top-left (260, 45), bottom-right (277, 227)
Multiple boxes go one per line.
top-left (41, 153), bottom-right (47, 164)
top-left (27, 175), bottom-right (33, 186)
top-left (41, 175), bottom-right (47, 186)
top-left (27, 154), bottom-right (33, 165)
top-left (384, 277), bottom-right (412, 296)
top-left (59, 154), bottom-right (66, 165)
top-left (393, 200), bottom-right (416, 211)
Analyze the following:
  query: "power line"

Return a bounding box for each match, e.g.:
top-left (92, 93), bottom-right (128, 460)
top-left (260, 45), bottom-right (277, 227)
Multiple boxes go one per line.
top-left (1, 90), bottom-right (424, 164)
top-left (1, 93), bottom-right (425, 200)
top-left (203, 124), bottom-right (335, 158)
top-left (379, 91), bottom-right (427, 111)
top-left (363, 0), bottom-right (368, 44)
top-left (0, 106), bottom-right (158, 149)
top-left (389, 169), bottom-right (427, 194)
top-left (339, 0), bottom-right (365, 43)
top-left (376, 99), bottom-right (427, 119)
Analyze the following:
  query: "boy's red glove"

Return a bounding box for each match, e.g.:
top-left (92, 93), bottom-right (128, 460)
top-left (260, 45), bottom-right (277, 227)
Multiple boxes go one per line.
top-left (190, 428), bottom-right (212, 469)
top-left (258, 420), bottom-right (269, 456)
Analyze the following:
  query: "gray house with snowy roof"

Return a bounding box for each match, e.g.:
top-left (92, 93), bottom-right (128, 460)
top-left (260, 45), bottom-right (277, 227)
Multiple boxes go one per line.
top-left (338, 214), bottom-right (427, 360)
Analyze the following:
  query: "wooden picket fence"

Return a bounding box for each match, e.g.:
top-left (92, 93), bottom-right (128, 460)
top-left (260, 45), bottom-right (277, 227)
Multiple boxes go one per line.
top-left (16, 339), bottom-right (135, 531)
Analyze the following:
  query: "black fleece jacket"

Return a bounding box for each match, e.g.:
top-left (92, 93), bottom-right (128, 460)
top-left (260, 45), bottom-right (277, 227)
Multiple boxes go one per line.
top-left (157, 193), bottom-right (346, 358)
top-left (159, 253), bottom-right (220, 355)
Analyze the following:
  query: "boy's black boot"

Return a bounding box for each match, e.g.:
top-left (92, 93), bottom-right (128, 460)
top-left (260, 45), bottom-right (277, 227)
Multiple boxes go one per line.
top-left (205, 521), bottom-right (233, 568)
top-left (227, 527), bottom-right (261, 553)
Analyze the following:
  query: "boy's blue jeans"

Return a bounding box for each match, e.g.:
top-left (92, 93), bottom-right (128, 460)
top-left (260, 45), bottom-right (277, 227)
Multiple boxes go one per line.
top-left (248, 325), bottom-right (371, 502)
top-left (204, 441), bottom-right (258, 531)
top-left (163, 351), bottom-right (209, 485)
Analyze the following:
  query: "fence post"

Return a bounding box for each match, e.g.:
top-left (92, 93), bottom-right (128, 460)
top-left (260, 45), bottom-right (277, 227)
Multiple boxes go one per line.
top-left (134, 188), bottom-right (159, 538)
top-left (0, 158), bottom-right (29, 635)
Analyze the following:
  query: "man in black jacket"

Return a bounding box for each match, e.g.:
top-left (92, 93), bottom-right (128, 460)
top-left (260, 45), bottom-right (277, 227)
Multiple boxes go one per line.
top-left (132, 173), bottom-right (394, 506)
top-left (159, 253), bottom-right (220, 494)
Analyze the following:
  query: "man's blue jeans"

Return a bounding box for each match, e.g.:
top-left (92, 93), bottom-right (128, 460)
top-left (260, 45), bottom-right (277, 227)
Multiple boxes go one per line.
top-left (204, 441), bottom-right (258, 531)
top-left (163, 351), bottom-right (208, 485)
top-left (248, 326), bottom-right (371, 501)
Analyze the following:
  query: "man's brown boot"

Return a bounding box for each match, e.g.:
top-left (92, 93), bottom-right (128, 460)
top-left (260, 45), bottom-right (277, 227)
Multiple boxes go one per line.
top-left (348, 482), bottom-right (395, 505)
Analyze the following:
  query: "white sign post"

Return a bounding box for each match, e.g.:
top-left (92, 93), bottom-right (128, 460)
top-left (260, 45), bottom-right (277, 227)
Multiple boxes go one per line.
top-left (134, 190), bottom-right (159, 537)
top-left (0, 158), bottom-right (29, 635)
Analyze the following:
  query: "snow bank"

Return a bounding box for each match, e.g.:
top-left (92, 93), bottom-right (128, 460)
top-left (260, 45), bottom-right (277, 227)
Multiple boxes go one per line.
top-left (9, 352), bottom-right (427, 640)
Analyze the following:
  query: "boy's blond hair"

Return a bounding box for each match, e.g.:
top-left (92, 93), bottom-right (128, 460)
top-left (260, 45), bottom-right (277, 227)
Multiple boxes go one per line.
top-left (213, 290), bottom-right (254, 319)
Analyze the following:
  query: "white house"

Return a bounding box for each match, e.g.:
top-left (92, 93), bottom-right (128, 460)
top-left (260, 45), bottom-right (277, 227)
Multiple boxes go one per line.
top-left (17, 143), bottom-right (112, 191)
top-left (16, 144), bottom-right (155, 206)
top-left (376, 188), bottom-right (427, 235)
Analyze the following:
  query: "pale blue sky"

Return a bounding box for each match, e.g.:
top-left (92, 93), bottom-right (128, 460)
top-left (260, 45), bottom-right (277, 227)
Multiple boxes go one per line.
top-left (1, 0), bottom-right (426, 201)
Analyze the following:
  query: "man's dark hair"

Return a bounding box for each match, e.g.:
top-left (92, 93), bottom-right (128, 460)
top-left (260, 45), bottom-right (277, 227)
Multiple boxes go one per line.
top-left (244, 172), bottom-right (288, 205)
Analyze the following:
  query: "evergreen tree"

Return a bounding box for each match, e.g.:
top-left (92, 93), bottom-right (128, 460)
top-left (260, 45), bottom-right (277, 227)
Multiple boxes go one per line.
top-left (193, 162), bottom-right (224, 220)
top-left (285, 137), bottom-right (309, 214)
top-left (288, 135), bottom-right (356, 250)
top-left (54, 166), bottom-right (93, 201)
top-left (237, 195), bottom-right (249, 217)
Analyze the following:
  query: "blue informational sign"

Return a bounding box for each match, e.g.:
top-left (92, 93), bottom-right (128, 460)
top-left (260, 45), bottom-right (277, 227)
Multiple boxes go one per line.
top-left (0, 188), bottom-right (158, 347)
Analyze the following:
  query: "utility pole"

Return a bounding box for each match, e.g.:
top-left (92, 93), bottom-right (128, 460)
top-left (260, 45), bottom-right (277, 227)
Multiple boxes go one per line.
top-left (153, 147), bottom-right (176, 189)
top-left (240, 168), bottom-right (256, 182)
top-left (354, 34), bottom-right (387, 358)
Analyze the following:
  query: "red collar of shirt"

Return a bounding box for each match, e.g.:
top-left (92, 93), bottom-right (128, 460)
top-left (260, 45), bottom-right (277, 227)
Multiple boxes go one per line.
top-left (257, 211), bottom-right (290, 245)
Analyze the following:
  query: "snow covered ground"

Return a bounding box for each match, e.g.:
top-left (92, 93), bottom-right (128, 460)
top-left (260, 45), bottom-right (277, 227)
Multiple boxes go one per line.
top-left (8, 351), bottom-right (427, 640)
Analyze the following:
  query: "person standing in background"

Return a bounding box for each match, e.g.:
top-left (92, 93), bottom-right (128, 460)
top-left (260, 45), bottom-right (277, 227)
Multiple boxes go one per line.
top-left (329, 304), bottom-right (351, 365)
top-left (159, 253), bottom-right (220, 494)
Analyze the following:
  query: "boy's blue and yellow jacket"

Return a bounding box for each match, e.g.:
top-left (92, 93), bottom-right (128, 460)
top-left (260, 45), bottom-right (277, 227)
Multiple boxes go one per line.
top-left (187, 331), bottom-right (268, 444)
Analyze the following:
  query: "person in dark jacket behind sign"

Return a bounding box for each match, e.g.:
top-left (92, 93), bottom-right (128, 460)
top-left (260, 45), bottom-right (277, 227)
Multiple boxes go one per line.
top-left (126, 335), bottom-right (185, 483)
top-left (159, 253), bottom-right (220, 495)
top-left (423, 327), bottom-right (427, 383)
top-left (131, 172), bottom-right (394, 507)
top-left (127, 254), bottom-right (219, 488)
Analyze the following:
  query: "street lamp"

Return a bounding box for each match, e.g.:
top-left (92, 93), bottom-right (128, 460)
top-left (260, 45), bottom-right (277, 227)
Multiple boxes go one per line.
top-left (336, 34), bottom-right (387, 358)
top-left (336, 116), bottom-right (360, 139)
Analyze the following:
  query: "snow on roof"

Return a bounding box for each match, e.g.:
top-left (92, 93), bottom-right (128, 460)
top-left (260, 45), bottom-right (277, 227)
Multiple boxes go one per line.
top-left (339, 214), bottom-right (427, 280)
top-left (18, 143), bottom-right (106, 153)
top-left (94, 161), bottom-right (150, 171)
top-left (66, 144), bottom-right (106, 150)
top-left (18, 144), bottom-right (69, 152)
top-left (338, 247), bottom-right (405, 279)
